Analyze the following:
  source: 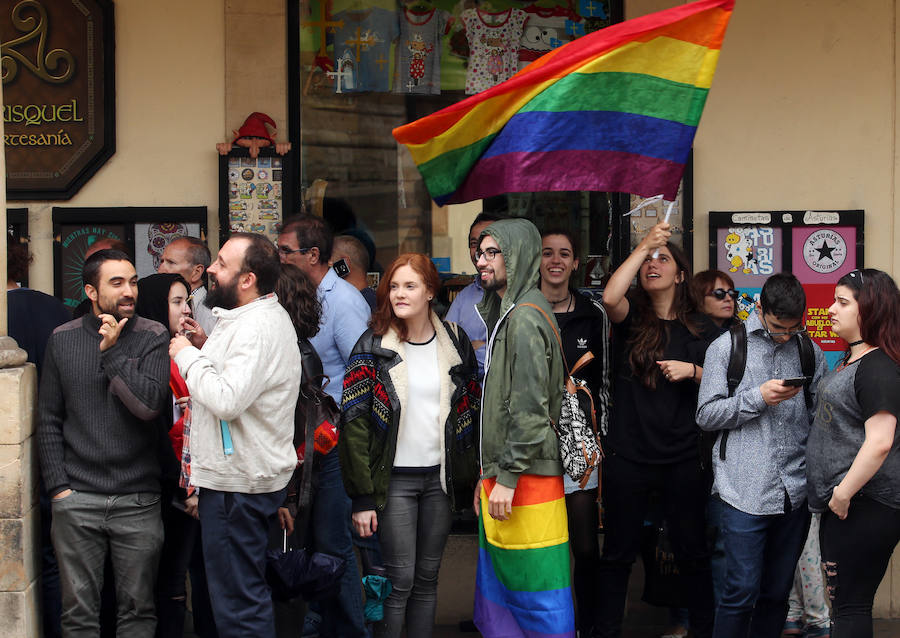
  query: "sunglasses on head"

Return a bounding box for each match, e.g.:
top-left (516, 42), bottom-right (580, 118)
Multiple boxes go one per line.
top-left (708, 288), bottom-right (739, 300)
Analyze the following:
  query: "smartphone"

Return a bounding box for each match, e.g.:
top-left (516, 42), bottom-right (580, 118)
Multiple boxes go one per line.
top-left (782, 376), bottom-right (812, 387)
top-left (333, 259), bottom-right (350, 279)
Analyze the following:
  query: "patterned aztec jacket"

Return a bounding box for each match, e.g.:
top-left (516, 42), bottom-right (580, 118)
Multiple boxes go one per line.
top-left (338, 311), bottom-right (481, 513)
top-left (476, 218), bottom-right (565, 489)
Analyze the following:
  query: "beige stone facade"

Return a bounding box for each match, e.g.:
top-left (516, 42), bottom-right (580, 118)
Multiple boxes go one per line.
top-left (4, 1), bottom-right (900, 634)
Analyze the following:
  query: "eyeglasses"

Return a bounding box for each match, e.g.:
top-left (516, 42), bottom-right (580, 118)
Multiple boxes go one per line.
top-left (475, 248), bottom-right (502, 262)
top-left (708, 288), bottom-right (739, 300)
top-left (277, 245), bottom-right (311, 256)
top-left (848, 269), bottom-right (866, 285)
top-left (760, 313), bottom-right (807, 338)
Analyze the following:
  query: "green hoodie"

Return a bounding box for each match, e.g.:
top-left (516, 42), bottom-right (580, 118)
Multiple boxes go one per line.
top-left (476, 218), bottom-right (564, 488)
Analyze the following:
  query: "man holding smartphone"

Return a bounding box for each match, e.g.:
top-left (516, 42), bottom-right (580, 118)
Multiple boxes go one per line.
top-left (696, 273), bottom-right (827, 637)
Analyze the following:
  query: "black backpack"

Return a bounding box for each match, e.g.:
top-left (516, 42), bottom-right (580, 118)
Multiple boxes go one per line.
top-left (718, 323), bottom-right (815, 461)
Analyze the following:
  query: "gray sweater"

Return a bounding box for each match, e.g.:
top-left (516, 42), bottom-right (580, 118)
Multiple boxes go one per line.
top-left (38, 314), bottom-right (170, 497)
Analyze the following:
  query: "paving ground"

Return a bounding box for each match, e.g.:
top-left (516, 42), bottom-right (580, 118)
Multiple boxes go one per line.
top-left (186, 532), bottom-right (900, 637)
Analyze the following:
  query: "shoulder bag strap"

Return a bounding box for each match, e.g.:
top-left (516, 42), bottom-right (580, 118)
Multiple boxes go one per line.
top-left (518, 302), bottom-right (570, 374)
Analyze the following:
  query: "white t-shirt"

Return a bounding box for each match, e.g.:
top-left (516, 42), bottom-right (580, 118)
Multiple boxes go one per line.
top-left (394, 335), bottom-right (442, 468)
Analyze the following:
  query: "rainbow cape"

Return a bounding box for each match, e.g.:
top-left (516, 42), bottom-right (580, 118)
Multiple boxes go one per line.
top-left (393, 0), bottom-right (734, 206)
top-left (474, 475), bottom-right (575, 638)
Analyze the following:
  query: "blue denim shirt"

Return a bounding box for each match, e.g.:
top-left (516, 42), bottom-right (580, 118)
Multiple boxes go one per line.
top-left (696, 311), bottom-right (826, 515)
top-left (444, 279), bottom-right (486, 380)
top-left (309, 268), bottom-right (371, 404)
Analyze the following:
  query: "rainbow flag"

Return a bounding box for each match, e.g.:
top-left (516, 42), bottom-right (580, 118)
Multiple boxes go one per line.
top-left (474, 475), bottom-right (575, 638)
top-left (393, 0), bottom-right (734, 206)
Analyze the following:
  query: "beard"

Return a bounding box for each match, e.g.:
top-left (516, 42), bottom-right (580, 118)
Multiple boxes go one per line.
top-left (96, 294), bottom-right (135, 321)
top-left (481, 272), bottom-right (507, 293)
top-left (205, 275), bottom-right (240, 310)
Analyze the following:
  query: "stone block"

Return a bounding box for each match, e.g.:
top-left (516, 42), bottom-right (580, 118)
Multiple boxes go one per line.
top-left (0, 437), bottom-right (38, 518)
top-left (0, 579), bottom-right (39, 638)
top-left (0, 365), bottom-right (36, 446)
top-left (0, 505), bottom-right (39, 592)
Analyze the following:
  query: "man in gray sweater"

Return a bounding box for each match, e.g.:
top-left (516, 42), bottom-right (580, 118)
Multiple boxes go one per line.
top-left (38, 249), bottom-right (170, 637)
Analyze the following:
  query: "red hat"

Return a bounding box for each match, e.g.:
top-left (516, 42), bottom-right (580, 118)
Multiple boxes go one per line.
top-left (232, 112), bottom-right (276, 144)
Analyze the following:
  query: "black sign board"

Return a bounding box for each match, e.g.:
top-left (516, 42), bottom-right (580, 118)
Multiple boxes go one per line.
top-left (1, 0), bottom-right (115, 199)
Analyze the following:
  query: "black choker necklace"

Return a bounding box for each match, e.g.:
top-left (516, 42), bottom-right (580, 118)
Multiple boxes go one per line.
top-left (547, 292), bottom-right (570, 305)
top-left (848, 339), bottom-right (864, 347)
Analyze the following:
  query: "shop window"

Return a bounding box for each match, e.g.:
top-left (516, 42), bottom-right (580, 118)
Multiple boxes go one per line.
top-left (289, 0), bottom-right (628, 281)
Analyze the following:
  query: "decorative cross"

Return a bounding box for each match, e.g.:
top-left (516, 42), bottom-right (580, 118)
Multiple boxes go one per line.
top-left (579, 0), bottom-right (607, 19)
top-left (374, 54), bottom-right (388, 71)
top-left (302, 0), bottom-right (344, 56)
top-left (344, 27), bottom-right (378, 61)
top-left (327, 58), bottom-right (353, 93)
top-left (406, 78), bottom-right (417, 92)
top-left (565, 20), bottom-right (585, 37)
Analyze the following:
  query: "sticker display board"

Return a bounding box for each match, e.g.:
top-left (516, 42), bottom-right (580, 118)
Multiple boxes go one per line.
top-left (709, 210), bottom-right (864, 370)
top-left (219, 148), bottom-right (295, 246)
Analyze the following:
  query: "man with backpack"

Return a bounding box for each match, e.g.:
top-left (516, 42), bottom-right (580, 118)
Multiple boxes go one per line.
top-left (696, 272), bottom-right (827, 637)
top-left (471, 218), bottom-right (574, 637)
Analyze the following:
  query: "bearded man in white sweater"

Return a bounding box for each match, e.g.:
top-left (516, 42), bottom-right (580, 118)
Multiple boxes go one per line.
top-left (169, 233), bottom-right (301, 638)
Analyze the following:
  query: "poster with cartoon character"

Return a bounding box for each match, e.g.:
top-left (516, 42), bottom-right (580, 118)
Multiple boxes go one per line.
top-left (710, 211), bottom-right (864, 371)
top-left (716, 226), bottom-right (781, 290)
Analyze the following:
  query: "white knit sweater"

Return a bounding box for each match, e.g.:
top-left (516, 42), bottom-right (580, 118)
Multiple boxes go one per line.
top-left (174, 295), bottom-right (301, 494)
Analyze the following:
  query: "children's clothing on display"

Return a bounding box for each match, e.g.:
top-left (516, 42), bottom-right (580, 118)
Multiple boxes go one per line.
top-left (395, 7), bottom-right (451, 94)
top-left (518, 4), bottom-right (583, 70)
top-left (460, 7), bottom-right (528, 94)
top-left (333, 7), bottom-right (399, 92)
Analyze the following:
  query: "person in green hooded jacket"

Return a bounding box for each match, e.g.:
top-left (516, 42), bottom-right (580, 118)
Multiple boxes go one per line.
top-left (471, 218), bottom-right (575, 638)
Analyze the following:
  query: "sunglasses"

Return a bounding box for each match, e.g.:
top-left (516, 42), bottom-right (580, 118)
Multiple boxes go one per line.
top-left (848, 269), bottom-right (865, 285)
top-left (708, 288), bottom-right (739, 300)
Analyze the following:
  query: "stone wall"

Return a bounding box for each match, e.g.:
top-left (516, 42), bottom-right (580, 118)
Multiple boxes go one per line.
top-left (0, 363), bottom-right (39, 637)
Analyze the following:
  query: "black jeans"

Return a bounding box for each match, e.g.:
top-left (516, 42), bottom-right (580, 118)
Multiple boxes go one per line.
top-left (156, 501), bottom-right (200, 638)
top-left (820, 495), bottom-right (900, 638)
top-left (595, 454), bottom-right (714, 638)
top-left (566, 488), bottom-right (601, 635)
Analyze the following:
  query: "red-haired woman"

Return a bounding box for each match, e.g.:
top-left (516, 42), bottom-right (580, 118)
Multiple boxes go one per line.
top-left (338, 254), bottom-right (481, 638)
top-left (807, 268), bottom-right (900, 637)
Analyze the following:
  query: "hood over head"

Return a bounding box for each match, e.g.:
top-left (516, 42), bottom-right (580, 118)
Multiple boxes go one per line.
top-left (479, 218), bottom-right (541, 309)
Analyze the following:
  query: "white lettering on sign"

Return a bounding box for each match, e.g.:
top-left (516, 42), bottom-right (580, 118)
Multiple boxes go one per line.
top-left (732, 213), bottom-right (771, 224)
top-left (804, 211), bottom-right (840, 225)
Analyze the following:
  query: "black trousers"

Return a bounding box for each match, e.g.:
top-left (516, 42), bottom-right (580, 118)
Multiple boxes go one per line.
top-left (595, 453), bottom-right (715, 638)
top-left (820, 495), bottom-right (900, 638)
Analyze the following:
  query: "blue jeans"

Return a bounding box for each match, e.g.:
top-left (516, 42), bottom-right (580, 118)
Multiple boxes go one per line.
top-left (309, 451), bottom-right (368, 637)
top-left (200, 488), bottom-right (286, 638)
top-left (714, 499), bottom-right (810, 638)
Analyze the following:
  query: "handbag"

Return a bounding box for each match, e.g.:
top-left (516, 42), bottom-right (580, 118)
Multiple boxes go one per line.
top-left (518, 303), bottom-right (604, 489)
top-left (266, 340), bottom-right (346, 602)
top-left (266, 530), bottom-right (346, 602)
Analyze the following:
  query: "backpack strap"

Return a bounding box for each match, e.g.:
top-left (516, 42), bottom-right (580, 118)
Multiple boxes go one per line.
top-left (719, 322), bottom-right (748, 461)
top-left (569, 351), bottom-right (595, 378)
top-left (518, 303), bottom-right (573, 395)
top-left (797, 331), bottom-right (815, 410)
